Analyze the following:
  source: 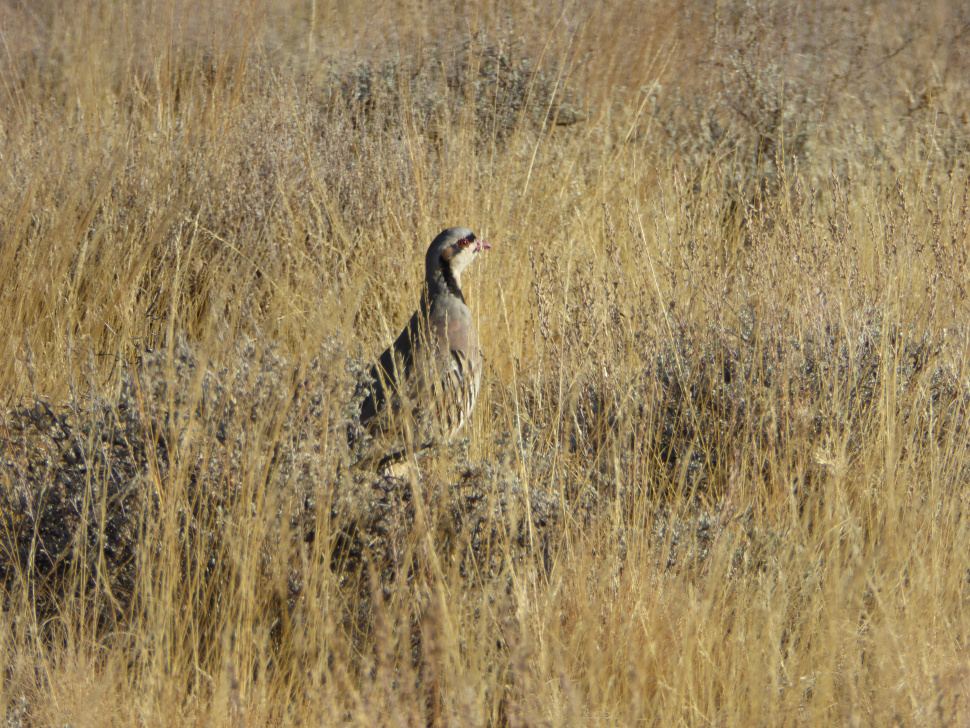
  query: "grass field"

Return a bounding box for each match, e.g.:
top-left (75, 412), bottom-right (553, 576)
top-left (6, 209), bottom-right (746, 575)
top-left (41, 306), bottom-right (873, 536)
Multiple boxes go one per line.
top-left (2, 0), bottom-right (970, 725)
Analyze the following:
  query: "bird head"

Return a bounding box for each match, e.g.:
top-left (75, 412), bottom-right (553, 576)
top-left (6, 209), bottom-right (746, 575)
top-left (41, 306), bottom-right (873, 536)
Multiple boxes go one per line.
top-left (426, 226), bottom-right (491, 288)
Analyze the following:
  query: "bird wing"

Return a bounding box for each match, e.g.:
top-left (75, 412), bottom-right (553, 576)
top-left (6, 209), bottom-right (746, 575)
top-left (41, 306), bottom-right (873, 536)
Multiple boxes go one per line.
top-left (358, 309), bottom-right (420, 429)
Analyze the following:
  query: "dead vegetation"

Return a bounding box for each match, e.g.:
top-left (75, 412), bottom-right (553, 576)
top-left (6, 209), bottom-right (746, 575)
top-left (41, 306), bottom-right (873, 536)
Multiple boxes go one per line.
top-left (2, 0), bottom-right (970, 725)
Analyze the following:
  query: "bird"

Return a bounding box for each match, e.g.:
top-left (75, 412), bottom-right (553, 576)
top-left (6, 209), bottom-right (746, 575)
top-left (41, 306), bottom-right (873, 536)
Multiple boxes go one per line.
top-left (352, 226), bottom-right (491, 470)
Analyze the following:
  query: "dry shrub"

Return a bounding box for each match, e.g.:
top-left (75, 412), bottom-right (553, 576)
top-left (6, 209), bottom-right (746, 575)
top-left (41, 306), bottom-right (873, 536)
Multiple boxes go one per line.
top-left (2, 0), bottom-right (970, 725)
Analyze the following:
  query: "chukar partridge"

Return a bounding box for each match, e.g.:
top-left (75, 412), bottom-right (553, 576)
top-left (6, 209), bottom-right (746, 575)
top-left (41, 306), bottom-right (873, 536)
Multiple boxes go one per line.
top-left (354, 226), bottom-right (490, 469)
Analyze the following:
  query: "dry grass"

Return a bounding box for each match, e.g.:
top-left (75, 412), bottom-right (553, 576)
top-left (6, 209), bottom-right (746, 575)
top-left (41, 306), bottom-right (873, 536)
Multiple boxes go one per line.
top-left (2, 0), bottom-right (970, 725)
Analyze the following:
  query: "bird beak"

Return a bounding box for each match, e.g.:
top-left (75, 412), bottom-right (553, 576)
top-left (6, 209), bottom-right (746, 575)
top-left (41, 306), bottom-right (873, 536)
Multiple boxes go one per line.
top-left (475, 239), bottom-right (491, 253)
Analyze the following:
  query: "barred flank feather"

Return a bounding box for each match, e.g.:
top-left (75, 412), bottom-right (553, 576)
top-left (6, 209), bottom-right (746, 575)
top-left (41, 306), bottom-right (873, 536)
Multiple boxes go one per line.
top-left (431, 348), bottom-right (480, 442)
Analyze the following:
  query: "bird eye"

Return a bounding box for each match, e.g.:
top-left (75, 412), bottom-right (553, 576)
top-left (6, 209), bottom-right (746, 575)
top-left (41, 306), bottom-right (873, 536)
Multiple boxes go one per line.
top-left (459, 237), bottom-right (472, 247)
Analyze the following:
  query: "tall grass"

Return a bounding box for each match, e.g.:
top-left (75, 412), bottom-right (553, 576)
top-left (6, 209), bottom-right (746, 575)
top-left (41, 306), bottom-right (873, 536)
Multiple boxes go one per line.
top-left (2, 0), bottom-right (969, 725)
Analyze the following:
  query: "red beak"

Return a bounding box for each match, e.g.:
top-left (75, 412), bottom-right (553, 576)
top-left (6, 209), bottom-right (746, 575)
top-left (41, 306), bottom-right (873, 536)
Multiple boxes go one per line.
top-left (475, 239), bottom-right (491, 252)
